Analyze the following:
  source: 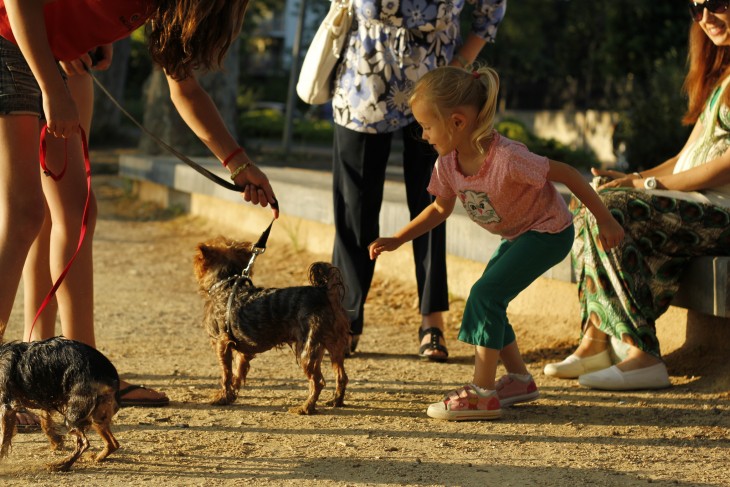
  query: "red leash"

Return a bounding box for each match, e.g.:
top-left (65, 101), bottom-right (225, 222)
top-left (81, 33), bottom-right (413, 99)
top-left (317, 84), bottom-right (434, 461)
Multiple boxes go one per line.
top-left (28, 125), bottom-right (92, 342)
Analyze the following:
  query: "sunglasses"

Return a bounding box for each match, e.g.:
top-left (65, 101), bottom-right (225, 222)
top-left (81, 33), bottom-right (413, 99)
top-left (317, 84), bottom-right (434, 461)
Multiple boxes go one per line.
top-left (689, 0), bottom-right (729, 21)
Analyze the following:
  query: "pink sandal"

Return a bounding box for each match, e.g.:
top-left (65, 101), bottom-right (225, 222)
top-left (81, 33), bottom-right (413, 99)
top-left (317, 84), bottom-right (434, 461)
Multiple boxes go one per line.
top-left (426, 384), bottom-right (502, 421)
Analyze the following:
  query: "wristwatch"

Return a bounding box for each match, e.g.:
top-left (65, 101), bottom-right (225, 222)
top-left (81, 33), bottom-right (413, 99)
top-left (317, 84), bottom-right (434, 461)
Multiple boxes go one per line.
top-left (643, 176), bottom-right (657, 190)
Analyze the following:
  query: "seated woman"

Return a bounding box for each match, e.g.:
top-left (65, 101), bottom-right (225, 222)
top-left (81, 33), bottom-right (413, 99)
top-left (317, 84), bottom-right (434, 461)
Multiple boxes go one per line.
top-left (544, 1), bottom-right (730, 390)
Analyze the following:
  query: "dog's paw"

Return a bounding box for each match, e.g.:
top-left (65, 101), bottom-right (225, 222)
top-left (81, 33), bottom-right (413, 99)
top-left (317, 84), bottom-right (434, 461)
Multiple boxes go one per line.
top-left (210, 392), bottom-right (236, 406)
top-left (289, 405), bottom-right (317, 415)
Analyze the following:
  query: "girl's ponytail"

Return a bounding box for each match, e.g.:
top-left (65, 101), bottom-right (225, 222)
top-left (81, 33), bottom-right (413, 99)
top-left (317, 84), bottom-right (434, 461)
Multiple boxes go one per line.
top-left (471, 67), bottom-right (499, 155)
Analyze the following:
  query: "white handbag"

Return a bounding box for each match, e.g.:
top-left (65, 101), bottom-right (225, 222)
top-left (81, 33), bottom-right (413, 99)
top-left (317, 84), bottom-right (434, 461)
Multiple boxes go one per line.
top-left (296, 0), bottom-right (352, 105)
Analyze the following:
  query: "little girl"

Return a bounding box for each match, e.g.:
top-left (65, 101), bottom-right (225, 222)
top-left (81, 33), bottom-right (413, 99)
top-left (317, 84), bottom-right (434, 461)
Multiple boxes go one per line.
top-left (369, 66), bottom-right (625, 421)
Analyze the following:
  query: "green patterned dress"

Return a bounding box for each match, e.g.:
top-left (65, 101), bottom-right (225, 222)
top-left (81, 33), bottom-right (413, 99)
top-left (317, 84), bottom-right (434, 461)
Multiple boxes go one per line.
top-left (571, 82), bottom-right (730, 357)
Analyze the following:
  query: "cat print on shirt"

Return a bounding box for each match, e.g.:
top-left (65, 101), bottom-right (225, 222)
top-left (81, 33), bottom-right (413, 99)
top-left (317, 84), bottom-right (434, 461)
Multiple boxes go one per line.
top-left (459, 189), bottom-right (501, 224)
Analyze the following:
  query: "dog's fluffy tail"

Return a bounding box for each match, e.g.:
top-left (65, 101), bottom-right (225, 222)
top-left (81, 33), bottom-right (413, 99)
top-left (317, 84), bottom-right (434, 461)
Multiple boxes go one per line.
top-left (308, 262), bottom-right (346, 304)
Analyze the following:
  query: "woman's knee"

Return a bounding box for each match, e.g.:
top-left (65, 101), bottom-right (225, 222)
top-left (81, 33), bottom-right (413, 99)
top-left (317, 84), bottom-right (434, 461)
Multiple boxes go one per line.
top-left (2, 194), bottom-right (46, 245)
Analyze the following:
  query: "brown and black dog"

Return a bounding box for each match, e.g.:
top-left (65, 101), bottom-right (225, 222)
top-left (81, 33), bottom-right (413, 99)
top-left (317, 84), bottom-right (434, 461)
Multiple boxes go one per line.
top-left (193, 237), bottom-right (349, 414)
top-left (0, 337), bottom-right (120, 471)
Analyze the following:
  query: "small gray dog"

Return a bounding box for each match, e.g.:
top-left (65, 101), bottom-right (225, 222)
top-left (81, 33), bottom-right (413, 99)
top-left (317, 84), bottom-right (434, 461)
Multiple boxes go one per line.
top-left (193, 236), bottom-right (349, 414)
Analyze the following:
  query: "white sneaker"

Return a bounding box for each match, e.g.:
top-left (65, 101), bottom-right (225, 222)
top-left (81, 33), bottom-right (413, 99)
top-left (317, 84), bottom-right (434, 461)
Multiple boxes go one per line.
top-left (543, 350), bottom-right (612, 379)
top-left (578, 363), bottom-right (671, 391)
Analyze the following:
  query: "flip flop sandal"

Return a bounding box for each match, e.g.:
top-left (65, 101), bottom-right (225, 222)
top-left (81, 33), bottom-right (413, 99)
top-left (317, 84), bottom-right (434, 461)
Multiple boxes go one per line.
top-left (118, 384), bottom-right (170, 408)
top-left (418, 327), bottom-right (449, 363)
top-left (15, 408), bottom-right (41, 433)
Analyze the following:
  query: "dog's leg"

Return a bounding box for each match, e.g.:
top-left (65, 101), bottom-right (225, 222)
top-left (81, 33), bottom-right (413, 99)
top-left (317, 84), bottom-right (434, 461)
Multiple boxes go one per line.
top-left (291, 345), bottom-right (326, 415)
top-left (211, 337), bottom-right (237, 405)
top-left (231, 351), bottom-right (250, 397)
top-left (92, 422), bottom-right (119, 462)
top-left (326, 352), bottom-right (348, 408)
top-left (40, 410), bottom-right (64, 450)
top-left (47, 428), bottom-right (90, 472)
top-left (0, 404), bottom-right (16, 458)
top-left (91, 393), bottom-right (120, 461)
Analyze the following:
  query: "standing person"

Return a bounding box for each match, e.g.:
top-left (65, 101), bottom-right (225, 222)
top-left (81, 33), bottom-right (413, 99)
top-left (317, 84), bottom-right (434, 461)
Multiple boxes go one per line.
top-left (331, 0), bottom-right (508, 360)
top-left (0, 0), bottom-right (278, 422)
top-left (544, 1), bottom-right (730, 390)
top-left (369, 66), bottom-right (624, 420)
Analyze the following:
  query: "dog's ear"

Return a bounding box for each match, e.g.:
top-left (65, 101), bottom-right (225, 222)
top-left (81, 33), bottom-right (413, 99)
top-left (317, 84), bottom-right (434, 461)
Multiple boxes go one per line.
top-left (193, 243), bottom-right (219, 280)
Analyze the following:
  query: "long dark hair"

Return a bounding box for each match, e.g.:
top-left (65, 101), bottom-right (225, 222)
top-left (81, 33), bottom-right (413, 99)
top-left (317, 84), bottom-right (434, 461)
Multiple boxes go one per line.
top-left (146, 0), bottom-right (249, 80)
top-left (683, 22), bottom-right (730, 124)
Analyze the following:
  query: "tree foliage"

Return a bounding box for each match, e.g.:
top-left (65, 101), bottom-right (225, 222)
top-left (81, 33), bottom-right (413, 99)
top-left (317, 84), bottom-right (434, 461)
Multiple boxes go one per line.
top-left (484, 0), bottom-right (691, 111)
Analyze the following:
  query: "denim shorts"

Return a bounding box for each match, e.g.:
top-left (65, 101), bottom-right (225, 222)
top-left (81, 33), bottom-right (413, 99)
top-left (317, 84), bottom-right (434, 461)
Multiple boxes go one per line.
top-left (0, 36), bottom-right (43, 116)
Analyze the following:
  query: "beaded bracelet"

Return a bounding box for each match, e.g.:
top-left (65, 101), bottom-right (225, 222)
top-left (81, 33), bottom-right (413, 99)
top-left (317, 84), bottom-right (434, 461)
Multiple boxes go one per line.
top-left (229, 161), bottom-right (252, 181)
top-left (222, 147), bottom-right (244, 167)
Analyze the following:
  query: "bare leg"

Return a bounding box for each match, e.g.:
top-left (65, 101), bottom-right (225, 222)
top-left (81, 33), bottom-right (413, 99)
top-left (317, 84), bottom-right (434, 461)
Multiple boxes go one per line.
top-left (572, 322), bottom-right (609, 358)
top-left (499, 341), bottom-right (530, 376)
top-left (0, 115), bottom-right (46, 328)
top-left (471, 345), bottom-right (500, 390)
top-left (22, 204), bottom-right (59, 341)
top-left (31, 73), bottom-right (97, 347)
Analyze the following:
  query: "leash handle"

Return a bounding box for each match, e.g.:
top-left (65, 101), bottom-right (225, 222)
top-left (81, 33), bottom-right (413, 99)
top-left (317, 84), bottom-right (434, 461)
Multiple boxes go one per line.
top-left (29, 125), bottom-right (92, 342)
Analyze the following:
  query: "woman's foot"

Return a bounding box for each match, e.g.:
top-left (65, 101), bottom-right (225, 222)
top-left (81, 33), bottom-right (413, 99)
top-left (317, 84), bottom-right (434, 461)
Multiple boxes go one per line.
top-left (543, 326), bottom-right (611, 379)
top-left (543, 350), bottom-right (612, 378)
top-left (418, 313), bottom-right (448, 362)
top-left (418, 326), bottom-right (449, 362)
top-left (578, 346), bottom-right (670, 390)
top-left (118, 380), bottom-right (169, 407)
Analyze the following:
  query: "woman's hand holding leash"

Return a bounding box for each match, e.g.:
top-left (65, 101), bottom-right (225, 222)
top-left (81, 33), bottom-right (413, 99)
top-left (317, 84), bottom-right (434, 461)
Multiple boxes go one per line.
top-left (232, 163), bottom-right (279, 218)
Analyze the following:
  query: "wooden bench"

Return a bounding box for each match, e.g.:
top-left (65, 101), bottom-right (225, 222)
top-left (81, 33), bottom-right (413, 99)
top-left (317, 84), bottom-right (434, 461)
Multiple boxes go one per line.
top-left (672, 256), bottom-right (730, 318)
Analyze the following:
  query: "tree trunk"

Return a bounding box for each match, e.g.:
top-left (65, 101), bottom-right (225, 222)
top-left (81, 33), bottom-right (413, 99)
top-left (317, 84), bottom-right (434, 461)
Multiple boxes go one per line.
top-left (138, 40), bottom-right (240, 156)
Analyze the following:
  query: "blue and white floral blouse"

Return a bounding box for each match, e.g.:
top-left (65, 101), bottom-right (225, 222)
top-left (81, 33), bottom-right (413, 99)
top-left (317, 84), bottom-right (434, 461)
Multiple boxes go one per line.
top-left (332, 0), bottom-right (507, 133)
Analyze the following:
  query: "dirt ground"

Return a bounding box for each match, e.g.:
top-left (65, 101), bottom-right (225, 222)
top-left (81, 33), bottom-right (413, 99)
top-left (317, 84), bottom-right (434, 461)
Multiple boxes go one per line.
top-left (1, 173), bottom-right (729, 486)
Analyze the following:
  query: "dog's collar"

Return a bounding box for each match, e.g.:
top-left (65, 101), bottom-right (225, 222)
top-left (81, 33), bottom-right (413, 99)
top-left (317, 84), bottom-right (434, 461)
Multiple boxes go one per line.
top-left (208, 275), bottom-right (240, 295)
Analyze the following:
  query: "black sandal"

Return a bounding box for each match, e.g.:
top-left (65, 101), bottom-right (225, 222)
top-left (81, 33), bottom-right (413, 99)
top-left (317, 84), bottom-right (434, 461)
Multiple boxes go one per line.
top-left (418, 327), bottom-right (449, 363)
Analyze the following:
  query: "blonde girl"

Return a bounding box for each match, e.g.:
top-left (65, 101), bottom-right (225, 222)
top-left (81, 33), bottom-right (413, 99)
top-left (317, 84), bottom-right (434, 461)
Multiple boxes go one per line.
top-left (369, 66), bottom-right (624, 420)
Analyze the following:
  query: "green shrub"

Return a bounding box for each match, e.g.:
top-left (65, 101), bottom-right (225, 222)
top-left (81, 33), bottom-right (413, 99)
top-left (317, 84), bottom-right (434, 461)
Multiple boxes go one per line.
top-left (238, 109), bottom-right (333, 143)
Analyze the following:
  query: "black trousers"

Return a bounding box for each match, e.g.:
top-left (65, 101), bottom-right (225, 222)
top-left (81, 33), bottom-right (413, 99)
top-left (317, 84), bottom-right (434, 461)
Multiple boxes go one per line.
top-left (332, 122), bottom-right (449, 335)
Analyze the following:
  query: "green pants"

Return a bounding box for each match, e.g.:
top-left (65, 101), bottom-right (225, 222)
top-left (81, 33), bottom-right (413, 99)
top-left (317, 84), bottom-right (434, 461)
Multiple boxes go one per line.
top-left (459, 226), bottom-right (574, 349)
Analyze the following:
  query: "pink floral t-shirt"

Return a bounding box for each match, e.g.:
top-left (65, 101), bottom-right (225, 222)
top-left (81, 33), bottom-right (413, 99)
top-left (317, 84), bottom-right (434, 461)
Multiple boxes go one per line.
top-left (427, 133), bottom-right (572, 240)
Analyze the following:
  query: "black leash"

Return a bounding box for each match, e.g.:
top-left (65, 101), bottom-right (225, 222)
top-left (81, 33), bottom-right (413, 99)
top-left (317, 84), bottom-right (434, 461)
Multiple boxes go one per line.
top-left (84, 64), bottom-right (277, 253)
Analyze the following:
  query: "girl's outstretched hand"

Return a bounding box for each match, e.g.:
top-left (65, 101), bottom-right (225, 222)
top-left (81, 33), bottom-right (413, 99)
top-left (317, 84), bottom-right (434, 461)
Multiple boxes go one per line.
top-left (596, 216), bottom-right (625, 251)
top-left (368, 237), bottom-right (403, 260)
